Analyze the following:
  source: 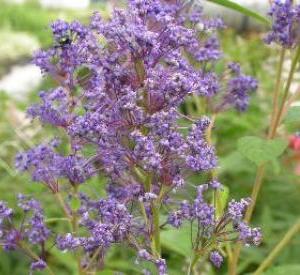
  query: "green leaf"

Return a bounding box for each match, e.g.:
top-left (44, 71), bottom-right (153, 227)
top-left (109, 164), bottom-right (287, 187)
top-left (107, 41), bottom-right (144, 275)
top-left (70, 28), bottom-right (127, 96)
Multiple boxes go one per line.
top-left (207, 0), bottom-right (270, 25)
top-left (106, 260), bottom-right (142, 274)
top-left (263, 264), bottom-right (300, 275)
top-left (219, 151), bottom-right (254, 174)
top-left (271, 159), bottom-right (281, 175)
top-left (161, 225), bottom-right (192, 257)
top-left (95, 270), bottom-right (114, 275)
top-left (51, 249), bottom-right (77, 274)
top-left (216, 185), bottom-right (229, 217)
top-left (284, 106), bottom-right (300, 124)
top-left (237, 136), bottom-right (288, 166)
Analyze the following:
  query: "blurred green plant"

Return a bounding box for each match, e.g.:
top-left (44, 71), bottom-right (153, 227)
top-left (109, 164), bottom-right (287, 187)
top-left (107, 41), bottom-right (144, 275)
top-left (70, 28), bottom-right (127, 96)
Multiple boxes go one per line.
top-left (207, 0), bottom-right (270, 25)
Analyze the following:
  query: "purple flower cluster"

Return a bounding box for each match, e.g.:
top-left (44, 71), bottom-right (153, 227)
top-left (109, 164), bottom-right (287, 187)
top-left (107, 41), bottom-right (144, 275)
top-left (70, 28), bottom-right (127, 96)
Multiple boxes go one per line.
top-left (30, 259), bottom-right (47, 272)
top-left (138, 249), bottom-right (167, 275)
top-left (168, 183), bottom-right (262, 267)
top-left (27, 88), bottom-right (71, 127)
top-left (57, 197), bottom-right (134, 253)
top-left (0, 196), bottom-right (50, 271)
top-left (265, 0), bottom-right (300, 48)
top-left (16, 141), bottom-right (94, 191)
top-left (210, 251), bottom-right (223, 268)
top-left (18, 195), bottom-right (51, 245)
top-left (11, 0), bottom-right (260, 273)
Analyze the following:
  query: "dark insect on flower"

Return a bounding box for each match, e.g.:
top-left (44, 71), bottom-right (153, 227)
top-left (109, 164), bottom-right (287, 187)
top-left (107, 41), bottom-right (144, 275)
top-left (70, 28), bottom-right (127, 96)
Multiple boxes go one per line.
top-left (55, 35), bottom-right (73, 48)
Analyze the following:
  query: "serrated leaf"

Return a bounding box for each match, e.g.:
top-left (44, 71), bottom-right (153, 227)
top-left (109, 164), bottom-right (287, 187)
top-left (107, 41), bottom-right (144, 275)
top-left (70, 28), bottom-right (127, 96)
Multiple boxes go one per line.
top-left (237, 136), bottom-right (288, 166)
top-left (284, 106), bottom-right (300, 124)
top-left (264, 264), bottom-right (300, 275)
top-left (207, 0), bottom-right (270, 25)
top-left (267, 139), bottom-right (288, 158)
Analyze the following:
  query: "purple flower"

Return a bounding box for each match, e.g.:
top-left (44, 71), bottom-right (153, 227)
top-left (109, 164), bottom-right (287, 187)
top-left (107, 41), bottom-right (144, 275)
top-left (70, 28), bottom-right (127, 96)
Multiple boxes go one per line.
top-left (265, 0), bottom-right (299, 48)
top-left (224, 74), bottom-right (258, 112)
top-left (168, 210), bottom-right (184, 228)
top-left (26, 213), bottom-right (50, 245)
top-left (237, 222), bottom-right (262, 246)
top-left (13, 0), bottom-right (261, 273)
top-left (228, 62), bottom-right (241, 74)
top-left (56, 233), bottom-right (81, 251)
top-left (193, 199), bottom-right (215, 227)
top-left (17, 194), bottom-right (41, 212)
top-left (209, 180), bottom-right (222, 189)
top-left (16, 142), bottom-right (93, 188)
top-left (0, 201), bottom-right (13, 221)
top-left (31, 259), bottom-right (47, 271)
top-left (139, 192), bottom-right (158, 202)
top-left (138, 249), bottom-right (167, 275)
top-left (51, 19), bottom-right (70, 40)
top-left (32, 49), bottom-right (54, 73)
top-left (167, 182), bottom-right (261, 268)
top-left (17, 195), bottom-right (50, 245)
top-left (210, 251), bottom-right (223, 268)
top-left (228, 198), bottom-right (251, 222)
top-left (156, 258), bottom-right (167, 275)
top-left (3, 229), bottom-right (21, 251)
top-left (27, 88), bottom-right (71, 127)
top-left (138, 249), bottom-right (152, 261)
top-left (186, 118), bottom-right (217, 171)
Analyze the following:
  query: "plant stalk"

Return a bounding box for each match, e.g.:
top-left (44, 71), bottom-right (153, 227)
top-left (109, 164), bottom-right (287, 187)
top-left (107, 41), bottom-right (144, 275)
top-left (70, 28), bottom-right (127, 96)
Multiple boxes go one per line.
top-left (187, 253), bottom-right (201, 275)
top-left (268, 49), bottom-right (286, 137)
top-left (72, 185), bottom-right (85, 275)
top-left (151, 202), bottom-right (161, 257)
top-left (254, 219), bottom-right (300, 275)
top-left (54, 192), bottom-right (72, 221)
top-left (270, 46), bottom-right (300, 138)
top-left (229, 46), bottom-right (300, 275)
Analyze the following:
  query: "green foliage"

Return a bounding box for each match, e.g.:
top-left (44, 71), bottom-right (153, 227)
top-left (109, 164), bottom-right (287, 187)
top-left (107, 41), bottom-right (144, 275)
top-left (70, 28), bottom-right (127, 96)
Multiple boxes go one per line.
top-left (264, 265), bottom-right (300, 275)
top-left (0, 0), bottom-right (94, 47)
top-left (237, 136), bottom-right (288, 166)
top-left (207, 0), bottom-right (270, 25)
top-left (161, 225), bottom-right (192, 257)
top-left (284, 106), bottom-right (300, 124)
top-left (215, 185), bottom-right (230, 217)
top-left (0, 1), bottom-right (53, 46)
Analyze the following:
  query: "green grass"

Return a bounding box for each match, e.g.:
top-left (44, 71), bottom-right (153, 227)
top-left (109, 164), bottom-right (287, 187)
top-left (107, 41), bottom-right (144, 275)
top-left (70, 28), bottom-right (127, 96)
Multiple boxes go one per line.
top-left (0, 0), bottom-right (107, 47)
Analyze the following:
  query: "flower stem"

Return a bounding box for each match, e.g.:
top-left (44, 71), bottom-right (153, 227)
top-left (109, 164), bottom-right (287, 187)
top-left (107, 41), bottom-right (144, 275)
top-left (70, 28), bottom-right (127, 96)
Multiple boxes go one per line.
top-left (151, 202), bottom-right (161, 257)
top-left (270, 46), bottom-right (300, 138)
top-left (54, 193), bottom-right (72, 220)
top-left (230, 46), bottom-right (300, 275)
top-left (72, 185), bottom-right (85, 275)
top-left (244, 164), bottom-right (266, 223)
top-left (84, 246), bottom-right (102, 272)
top-left (54, 191), bottom-right (84, 274)
top-left (268, 49), bottom-right (286, 138)
top-left (187, 253), bottom-right (201, 275)
top-left (19, 242), bottom-right (56, 275)
top-left (254, 219), bottom-right (300, 275)
top-left (45, 217), bottom-right (70, 223)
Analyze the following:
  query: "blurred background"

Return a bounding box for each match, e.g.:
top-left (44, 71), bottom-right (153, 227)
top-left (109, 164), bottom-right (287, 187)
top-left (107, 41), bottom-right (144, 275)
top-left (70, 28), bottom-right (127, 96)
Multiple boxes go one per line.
top-left (0, 0), bottom-right (300, 274)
